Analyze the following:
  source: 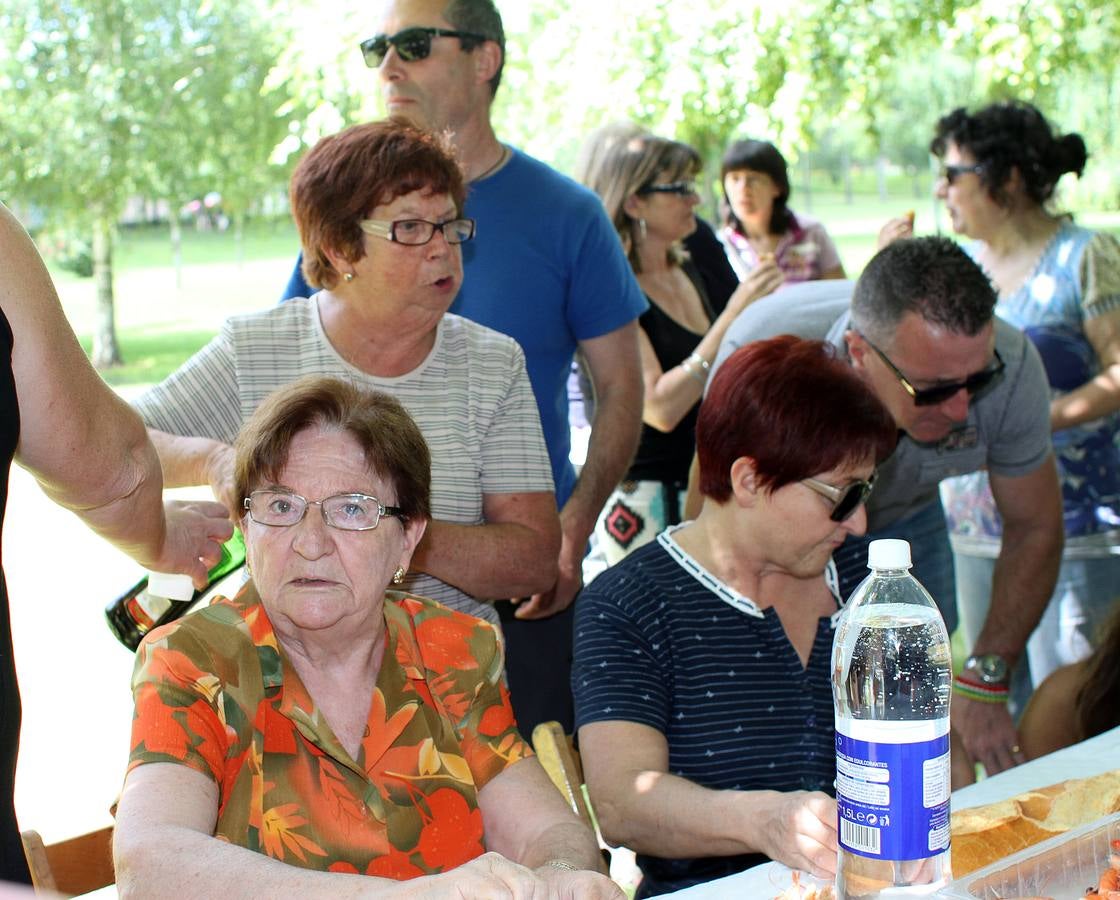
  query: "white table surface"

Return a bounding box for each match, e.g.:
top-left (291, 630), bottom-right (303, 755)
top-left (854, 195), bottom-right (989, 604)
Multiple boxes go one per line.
top-left (663, 725), bottom-right (1120, 898)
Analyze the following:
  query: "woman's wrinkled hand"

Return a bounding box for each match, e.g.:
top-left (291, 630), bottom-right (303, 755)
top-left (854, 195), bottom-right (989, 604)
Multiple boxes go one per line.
top-left (394, 853), bottom-right (626, 900)
top-left (151, 499), bottom-right (233, 590)
top-left (752, 790), bottom-right (838, 880)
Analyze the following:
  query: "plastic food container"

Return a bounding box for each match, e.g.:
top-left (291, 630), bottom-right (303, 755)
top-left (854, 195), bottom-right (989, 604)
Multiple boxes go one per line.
top-left (940, 811), bottom-right (1120, 899)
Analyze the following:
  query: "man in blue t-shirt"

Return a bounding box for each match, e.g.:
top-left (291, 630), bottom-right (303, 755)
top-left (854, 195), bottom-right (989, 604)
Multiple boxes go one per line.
top-left (280, 0), bottom-right (646, 733)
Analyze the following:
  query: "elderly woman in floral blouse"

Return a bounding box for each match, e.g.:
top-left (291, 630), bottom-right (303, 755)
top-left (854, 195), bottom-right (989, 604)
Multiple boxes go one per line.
top-left (114, 377), bottom-right (619, 899)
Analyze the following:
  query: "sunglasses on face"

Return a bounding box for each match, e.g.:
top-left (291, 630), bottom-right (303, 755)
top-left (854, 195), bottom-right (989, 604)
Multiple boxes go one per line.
top-left (636, 181), bottom-right (698, 197)
top-left (801, 474), bottom-right (877, 523)
top-left (360, 26), bottom-right (487, 68)
top-left (863, 335), bottom-right (1005, 406)
top-left (939, 163), bottom-right (984, 185)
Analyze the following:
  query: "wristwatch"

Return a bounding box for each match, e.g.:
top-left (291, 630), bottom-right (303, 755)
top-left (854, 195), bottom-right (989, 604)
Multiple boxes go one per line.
top-left (963, 652), bottom-right (1010, 686)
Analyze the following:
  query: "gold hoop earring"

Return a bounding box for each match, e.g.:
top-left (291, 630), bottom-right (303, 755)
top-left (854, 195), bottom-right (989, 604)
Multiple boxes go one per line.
top-left (392, 566), bottom-right (405, 585)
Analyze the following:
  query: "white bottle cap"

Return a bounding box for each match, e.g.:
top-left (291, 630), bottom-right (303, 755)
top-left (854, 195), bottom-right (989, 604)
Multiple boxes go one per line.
top-left (867, 538), bottom-right (912, 570)
top-left (146, 571), bottom-right (195, 602)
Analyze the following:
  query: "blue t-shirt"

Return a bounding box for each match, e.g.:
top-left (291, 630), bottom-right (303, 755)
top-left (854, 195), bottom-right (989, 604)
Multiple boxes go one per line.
top-left (281, 148), bottom-right (647, 505)
top-left (573, 528), bottom-right (839, 896)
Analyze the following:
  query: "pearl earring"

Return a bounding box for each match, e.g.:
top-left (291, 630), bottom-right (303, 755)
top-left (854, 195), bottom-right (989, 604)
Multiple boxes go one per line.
top-left (343, 272), bottom-right (354, 283)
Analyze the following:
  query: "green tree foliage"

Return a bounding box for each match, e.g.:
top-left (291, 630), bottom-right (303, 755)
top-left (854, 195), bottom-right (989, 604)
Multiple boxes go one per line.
top-left (0, 0), bottom-right (304, 367)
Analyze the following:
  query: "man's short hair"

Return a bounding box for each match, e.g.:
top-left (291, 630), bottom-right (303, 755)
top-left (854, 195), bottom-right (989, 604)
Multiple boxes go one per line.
top-left (444, 0), bottom-right (505, 97)
top-left (851, 237), bottom-right (997, 346)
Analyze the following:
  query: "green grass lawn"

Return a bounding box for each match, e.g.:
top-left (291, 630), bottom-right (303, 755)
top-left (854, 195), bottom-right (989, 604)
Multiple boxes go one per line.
top-left (48, 200), bottom-right (1120, 387)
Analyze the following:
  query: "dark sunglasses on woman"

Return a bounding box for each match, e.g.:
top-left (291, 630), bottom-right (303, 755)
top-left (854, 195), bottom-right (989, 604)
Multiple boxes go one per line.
top-left (802, 475), bottom-right (877, 522)
top-left (360, 26), bottom-right (487, 68)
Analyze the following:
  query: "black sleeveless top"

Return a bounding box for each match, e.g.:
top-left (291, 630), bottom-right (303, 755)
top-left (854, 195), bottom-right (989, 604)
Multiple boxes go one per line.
top-left (626, 260), bottom-right (728, 484)
top-left (0, 307), bottom-right (28, 883)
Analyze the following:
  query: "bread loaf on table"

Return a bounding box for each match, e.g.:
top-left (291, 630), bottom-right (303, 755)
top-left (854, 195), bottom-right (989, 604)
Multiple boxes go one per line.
top-left (950, 770), bottom-right (1120, 876)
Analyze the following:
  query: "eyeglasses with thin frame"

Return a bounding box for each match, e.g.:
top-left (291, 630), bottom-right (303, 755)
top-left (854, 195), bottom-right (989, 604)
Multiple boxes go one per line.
top-left (244, 490), bottom-right (406, 531)
top-left (939, 163), bottom-right (984, 186)
top-left (861, 334), bottom-right (1005, 406)
top-left (801, 475), bottom-right (877, 523)
top-left (359, 218), bottom-right (476, 246)
top-left (636, 181), bottom-right (699, 197)
top-left (360, 27), bottom-right (487, 68)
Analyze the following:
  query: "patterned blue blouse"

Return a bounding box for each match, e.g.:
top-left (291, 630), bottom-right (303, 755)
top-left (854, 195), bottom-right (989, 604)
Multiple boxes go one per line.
top-left (943, 221), bottom-right (1120, 553)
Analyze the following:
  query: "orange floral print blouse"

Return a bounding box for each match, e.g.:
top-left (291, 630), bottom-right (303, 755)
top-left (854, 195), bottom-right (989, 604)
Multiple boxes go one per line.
top-left (127, 586), bottom-right (532, 878)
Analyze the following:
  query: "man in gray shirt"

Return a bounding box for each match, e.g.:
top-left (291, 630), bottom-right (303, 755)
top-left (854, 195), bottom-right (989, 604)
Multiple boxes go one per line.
top-left (710, 237), bottom-right (1063, 777)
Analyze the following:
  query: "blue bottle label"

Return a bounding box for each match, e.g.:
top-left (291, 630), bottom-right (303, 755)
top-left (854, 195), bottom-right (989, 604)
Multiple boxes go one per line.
top-left (835, 722), bottom-right (951, 861)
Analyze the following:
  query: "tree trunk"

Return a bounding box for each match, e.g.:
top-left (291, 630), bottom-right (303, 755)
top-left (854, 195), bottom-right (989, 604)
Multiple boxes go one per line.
top-left (234, 211), bottom-right (245, 267)
top-left (91, 214), bottom-right (122, 369)
top-left (876, 154), bottom-right (889, 203)
top-left (842, 147), bottom-right (853, 205)
top-left (801, 150), bottom-right (813, 213)
top-left (169, 207), bottom-right (183, 290)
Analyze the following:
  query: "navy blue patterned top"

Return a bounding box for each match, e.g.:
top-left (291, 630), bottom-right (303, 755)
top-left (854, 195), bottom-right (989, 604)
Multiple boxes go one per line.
top-left (572, 527), bottom-right (840, 897)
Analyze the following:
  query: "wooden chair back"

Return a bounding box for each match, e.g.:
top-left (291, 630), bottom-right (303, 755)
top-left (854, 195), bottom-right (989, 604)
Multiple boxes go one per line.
top-left (20, 825), bottom-right (114, 896)
top-left (531, 720), bottom-right (595, 829)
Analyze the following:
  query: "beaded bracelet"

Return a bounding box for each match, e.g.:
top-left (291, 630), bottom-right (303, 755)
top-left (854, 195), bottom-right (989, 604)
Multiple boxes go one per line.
top-left (544, 859), bottom-right (578, 872)
top-left (952, 672), bottom-right (1010, 703)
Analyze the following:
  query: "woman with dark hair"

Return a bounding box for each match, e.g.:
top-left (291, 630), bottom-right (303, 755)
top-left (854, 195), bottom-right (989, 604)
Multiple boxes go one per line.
top-left (718, 139), bottom-right (846, 283)
top-left (577, 131), bottom-right (783, 562)
top-left (115, 376), bottom-right (620, 897)
top-left (572, 336), bottom-right (898, 896)
top-left (933, 101), bottom-right (1120, 710)
top-left (134, 118), bottom-right (559, 629)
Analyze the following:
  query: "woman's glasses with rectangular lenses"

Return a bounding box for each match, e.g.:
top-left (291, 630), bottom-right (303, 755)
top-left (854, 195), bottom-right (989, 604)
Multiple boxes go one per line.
top-left (244, 491), bottom-right (405, 531)
top-left (636, 181), bottom-right (698, 197)
top-left (863, 335), bottom-right (1005, 406)
top-left (801, 475), bottom-right (877, 522)
top-left (360, 27), bottom-right (487, 68)
top-left (359, 218), bottom-right (476, 246)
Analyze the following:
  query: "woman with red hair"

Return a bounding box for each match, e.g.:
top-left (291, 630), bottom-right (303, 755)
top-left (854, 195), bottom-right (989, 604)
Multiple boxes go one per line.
top-left (573, 336), bottom-right (897, 897)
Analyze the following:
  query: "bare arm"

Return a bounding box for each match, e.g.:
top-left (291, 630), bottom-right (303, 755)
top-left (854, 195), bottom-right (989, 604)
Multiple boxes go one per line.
top-left (1049, 307), bottom-right (1120, 431)
top-left (115, 764), bottom-right (564, 899)
top-left (480, 757), bottom-right (621, 898)
top-left (0, 203), bottom-right (229, 586)
top-left (518, 322), bottom-right (643, 619)
top-left (953, 457), bottom-right (1063, 775)
top-left (579, 720), bottom-right (837, 879)
top-left (642, 262), bottom-right (784, 434)
top-left (409, 492), bottom-right (560, 600)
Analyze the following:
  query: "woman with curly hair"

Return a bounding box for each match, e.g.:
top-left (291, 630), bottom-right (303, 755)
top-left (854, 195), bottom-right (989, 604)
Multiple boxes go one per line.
top-left (933, 101), bottom-right (1120, 710)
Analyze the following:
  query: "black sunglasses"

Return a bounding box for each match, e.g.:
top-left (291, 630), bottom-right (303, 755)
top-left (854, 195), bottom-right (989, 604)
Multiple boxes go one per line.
top-left (360, 27), bottom-right (487, 68)
top-left (801, 475), bottom-right (876, 523)
top-left (636, 181), bottom-right (698, 197)
top-left (863, 335), bottom-right (1005, 406)
top-left (939, 163), bottom-right (984, 185)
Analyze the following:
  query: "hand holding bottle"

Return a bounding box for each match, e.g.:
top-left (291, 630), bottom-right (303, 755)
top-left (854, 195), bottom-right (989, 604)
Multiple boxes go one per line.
top-left (153, 499), bottom-right (234, 590)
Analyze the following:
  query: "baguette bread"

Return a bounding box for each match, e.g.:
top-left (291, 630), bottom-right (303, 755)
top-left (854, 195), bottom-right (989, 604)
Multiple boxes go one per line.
top-left (950, 769), bottom-right (1120, 876)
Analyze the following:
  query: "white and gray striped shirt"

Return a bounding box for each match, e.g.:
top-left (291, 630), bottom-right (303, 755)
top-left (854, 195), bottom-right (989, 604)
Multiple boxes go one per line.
top-left (134, 297), bottom-right (554, 624)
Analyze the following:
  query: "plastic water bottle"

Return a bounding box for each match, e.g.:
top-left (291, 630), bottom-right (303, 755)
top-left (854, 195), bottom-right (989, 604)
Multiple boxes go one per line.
top-left (105, 530), bottom-right (246, 651)
top-left (831, 539), bottom-right (952, 898)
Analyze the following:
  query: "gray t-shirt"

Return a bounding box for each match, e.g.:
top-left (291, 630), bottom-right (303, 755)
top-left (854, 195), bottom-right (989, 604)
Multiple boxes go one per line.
top-left (135, 298), bottom-right (554, 624)
top-left (711, 281), bottom-right (1053, 531)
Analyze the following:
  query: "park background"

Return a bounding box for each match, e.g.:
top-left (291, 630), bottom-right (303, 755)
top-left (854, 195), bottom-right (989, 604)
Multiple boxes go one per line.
top-left (1, 0), bottom-right (1119, 869)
